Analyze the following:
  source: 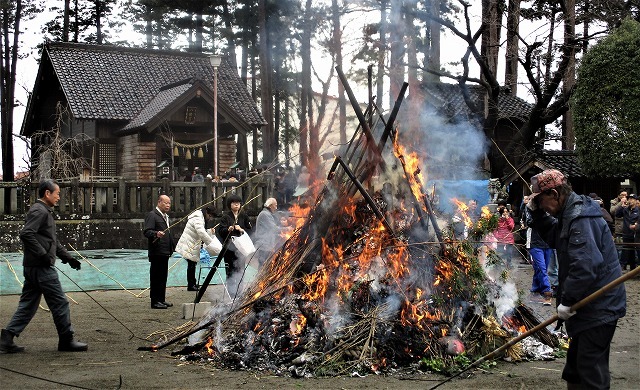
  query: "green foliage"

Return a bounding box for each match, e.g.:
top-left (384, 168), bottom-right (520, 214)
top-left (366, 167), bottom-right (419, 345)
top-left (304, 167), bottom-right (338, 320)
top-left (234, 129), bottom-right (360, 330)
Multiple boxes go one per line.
top-left (573, 18), bottom-right (640, 177)
top-left (419, 353), bottom-right (473, 375)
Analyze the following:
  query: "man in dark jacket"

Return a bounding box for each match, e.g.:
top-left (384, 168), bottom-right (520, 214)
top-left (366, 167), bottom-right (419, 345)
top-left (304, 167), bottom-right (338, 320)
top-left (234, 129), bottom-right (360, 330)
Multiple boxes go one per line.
top-left (614, 193), bottom-right (639, 271)
top-left (1, 179), bottom-right (88, 353)
top-left (144, 194), bottom-right (175, 309)
top-left (527, 169), bottom-right (626, 389)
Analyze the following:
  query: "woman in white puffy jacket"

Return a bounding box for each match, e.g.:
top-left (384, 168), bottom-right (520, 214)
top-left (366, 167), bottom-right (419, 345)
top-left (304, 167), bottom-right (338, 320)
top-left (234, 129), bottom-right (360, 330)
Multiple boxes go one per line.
top-left (175, 206), bottom-right (221, 291)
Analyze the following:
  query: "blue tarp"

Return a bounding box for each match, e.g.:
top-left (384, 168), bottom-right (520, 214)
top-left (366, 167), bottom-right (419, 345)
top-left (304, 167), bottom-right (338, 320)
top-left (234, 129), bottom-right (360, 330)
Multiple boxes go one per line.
top-left (0, 249), bottom-right (257, 295)
top-left (427, 179), bottom-right (491, 214)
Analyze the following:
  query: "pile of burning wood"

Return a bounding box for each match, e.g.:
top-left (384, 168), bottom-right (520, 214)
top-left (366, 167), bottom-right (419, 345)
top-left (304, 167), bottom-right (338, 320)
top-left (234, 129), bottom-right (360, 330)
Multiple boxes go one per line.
top-left (161, 71), bottom-right (559, 377)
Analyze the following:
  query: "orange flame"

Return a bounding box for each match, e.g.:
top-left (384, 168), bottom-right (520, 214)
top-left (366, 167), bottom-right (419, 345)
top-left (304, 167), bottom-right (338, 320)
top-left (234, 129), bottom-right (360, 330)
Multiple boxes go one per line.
top-left (290, 313), bottom-right (307, 336)
top-left (204, 336), bottom-right (214, 356)
top-left (393, 134), bottom-right (427, 206)
top-left (452, 198), bottom-right (473, 228)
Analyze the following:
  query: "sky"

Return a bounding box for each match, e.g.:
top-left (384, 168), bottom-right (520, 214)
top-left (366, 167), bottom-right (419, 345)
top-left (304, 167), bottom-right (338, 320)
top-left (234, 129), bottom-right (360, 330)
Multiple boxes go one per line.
top-left (3, 0), bottom-right (557, 175)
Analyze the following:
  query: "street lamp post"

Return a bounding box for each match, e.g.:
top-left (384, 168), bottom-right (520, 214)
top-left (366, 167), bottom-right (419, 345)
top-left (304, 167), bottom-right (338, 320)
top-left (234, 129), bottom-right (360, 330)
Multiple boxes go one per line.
top-left (209, 55), bottom-right (222, 178)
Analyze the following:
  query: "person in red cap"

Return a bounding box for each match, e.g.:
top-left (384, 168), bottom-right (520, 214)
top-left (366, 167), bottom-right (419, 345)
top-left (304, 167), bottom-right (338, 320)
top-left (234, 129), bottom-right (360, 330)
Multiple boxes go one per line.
top-left (526, 169), bottom-right (626, 389)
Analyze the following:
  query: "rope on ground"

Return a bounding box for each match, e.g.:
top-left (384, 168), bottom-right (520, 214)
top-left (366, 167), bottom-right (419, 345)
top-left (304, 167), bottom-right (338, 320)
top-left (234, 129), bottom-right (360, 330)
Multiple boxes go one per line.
top-left (55, 266), bottom-right (143, 341)
top-left (0, 365), bottom-right (108, 390)
top-left (134, 256), bottom-right (183, 298)
top-left (8, 251), bottom-right (78, 305)
top-left (68, 244), bottom-right (140, 297)
top-left (0, 254), bottom-right (50, 312)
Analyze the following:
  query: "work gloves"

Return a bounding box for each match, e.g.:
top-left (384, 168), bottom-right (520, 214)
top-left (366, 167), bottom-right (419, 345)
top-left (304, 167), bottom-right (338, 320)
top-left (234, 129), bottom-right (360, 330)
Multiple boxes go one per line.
top-left (63, 258), bottom-right (82, 270)
top-left (557, 304), bottom-right (576, 320)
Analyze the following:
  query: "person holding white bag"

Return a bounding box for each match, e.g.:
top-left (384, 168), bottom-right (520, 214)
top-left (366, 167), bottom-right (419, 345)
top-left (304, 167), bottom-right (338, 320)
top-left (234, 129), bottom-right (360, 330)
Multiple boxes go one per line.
top-left (218, 194), bottom-right (253, 296)
top-left (175, 206), bottom-right (222, 291)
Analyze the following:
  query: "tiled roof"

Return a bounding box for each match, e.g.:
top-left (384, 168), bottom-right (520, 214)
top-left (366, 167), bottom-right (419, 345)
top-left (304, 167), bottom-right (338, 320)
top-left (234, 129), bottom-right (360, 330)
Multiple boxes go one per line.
top-left (46, 42), bottom-right (266, 126)
top-left (122, 82), bottom-right (192, 131)
top-left (420, 82), bottom-right (532, 122)
top-left (536, 150), bottom-right (584, 177)
top-left (501, 149), bottom-right (631, 185)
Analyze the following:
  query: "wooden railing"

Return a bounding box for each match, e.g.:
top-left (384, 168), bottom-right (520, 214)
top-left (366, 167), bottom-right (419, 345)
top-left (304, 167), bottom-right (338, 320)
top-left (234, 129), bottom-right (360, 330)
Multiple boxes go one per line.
top-left (0, 175), bottom-right (273, 219)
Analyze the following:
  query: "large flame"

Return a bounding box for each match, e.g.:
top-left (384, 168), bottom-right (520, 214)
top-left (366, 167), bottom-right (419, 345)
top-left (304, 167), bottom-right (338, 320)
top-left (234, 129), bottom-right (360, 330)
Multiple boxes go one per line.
top-left (392, 134), bottom-right (427, 207)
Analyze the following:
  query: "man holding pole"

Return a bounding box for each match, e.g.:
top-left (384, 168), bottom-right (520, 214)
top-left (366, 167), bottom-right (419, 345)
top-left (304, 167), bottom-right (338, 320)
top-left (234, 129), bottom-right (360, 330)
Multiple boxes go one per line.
top-left (527, 169), bottom-right (626, 389)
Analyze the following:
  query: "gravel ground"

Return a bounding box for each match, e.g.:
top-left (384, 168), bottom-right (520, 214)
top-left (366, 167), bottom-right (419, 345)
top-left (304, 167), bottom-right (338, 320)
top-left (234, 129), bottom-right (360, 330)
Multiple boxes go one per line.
top-left (0, 261), bottom-right (638, 390)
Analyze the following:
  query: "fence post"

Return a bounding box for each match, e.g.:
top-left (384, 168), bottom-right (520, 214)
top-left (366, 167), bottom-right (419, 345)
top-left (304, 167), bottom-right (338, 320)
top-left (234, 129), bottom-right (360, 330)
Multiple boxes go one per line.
top-left (71, 178), bottom-right (80, 213)
top-left (118, 178), bottom-right (126, 213)
top-left (205, 177), bottom-right (213, 204)
top-left (161, 177), bottom-right (170, 195)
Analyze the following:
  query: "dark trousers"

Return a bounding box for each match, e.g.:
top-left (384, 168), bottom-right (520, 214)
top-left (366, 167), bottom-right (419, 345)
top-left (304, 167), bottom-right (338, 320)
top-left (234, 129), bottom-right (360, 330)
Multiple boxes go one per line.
top-left (186, 260), bottom-right (197, 288)
top-left (562, 321), bottom-right (617, 389)
top-left (621, 236), bottom-right (636, 269)
top-left (6, 266), bottom-right (73, 337)
top-left (149, 255), bottom-right (169, 304)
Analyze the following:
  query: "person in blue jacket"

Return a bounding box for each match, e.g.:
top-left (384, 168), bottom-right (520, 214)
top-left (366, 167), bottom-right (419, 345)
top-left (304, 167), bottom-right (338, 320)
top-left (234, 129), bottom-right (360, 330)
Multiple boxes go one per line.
top-left (527, 169), bottom-right (626, 389)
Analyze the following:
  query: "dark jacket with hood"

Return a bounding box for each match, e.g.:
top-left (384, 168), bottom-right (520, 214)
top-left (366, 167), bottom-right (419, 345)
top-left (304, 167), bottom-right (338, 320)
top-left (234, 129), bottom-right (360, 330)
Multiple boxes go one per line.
top-left (20, 199), bottom-right (74, 267)
top-left (529, 193), bottom-right (626, 336)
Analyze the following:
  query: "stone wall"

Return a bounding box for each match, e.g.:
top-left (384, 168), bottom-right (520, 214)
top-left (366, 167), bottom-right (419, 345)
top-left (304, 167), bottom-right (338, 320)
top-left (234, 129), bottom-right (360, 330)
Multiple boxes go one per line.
top-left (0, 218), bottom-right (187, 253)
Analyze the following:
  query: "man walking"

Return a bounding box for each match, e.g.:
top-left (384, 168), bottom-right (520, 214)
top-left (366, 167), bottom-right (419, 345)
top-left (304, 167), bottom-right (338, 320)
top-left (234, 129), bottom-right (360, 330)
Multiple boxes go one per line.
top-left (144, 195), bottom-right (175, 309)
top-left (1, 179), bottom-right (88, 353)
top-left (527, 169), bottom-right (626, 389)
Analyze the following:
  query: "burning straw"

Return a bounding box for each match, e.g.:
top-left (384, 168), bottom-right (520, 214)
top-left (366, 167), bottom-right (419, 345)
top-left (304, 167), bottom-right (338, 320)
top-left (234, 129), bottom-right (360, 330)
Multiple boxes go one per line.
top-left (160, 73), bottom-right (559, 378)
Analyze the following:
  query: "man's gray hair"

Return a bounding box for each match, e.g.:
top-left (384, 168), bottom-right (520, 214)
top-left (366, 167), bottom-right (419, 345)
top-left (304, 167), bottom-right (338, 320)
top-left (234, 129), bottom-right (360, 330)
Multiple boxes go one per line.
top-left (264, 198), bottom-right (277, 208)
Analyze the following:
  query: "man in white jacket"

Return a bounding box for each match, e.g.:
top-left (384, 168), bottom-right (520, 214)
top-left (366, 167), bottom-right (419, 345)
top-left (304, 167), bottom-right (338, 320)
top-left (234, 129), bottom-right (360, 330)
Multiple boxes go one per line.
top-left (175, 206), bottom-right (221, 291)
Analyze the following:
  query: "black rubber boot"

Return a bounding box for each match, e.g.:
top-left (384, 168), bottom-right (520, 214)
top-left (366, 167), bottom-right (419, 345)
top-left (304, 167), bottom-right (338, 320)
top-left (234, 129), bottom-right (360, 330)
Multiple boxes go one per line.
top-left (0, 329), bottom-right (25, 354)
top-left (58, 333), bottom-right (88, 352)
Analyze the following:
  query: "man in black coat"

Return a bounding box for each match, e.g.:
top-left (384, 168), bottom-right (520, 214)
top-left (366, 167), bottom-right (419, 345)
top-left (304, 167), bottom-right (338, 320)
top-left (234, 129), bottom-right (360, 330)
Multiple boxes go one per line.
top-left (1, 179), bottom-right (88, 353)
top-left (143, 194), bottom-right (175, 309)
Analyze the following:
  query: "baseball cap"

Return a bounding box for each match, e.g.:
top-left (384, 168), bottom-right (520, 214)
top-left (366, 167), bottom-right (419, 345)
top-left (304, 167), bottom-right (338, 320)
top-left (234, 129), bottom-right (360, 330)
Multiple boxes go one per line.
top-left (530, 169), bottom-right (567, 199)
top-left (628, 194), bottom-right (638, 200)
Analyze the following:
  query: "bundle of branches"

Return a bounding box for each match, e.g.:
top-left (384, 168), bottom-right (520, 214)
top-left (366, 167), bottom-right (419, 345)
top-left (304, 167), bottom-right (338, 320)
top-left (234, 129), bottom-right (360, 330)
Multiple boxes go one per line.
top-left (182, 184), bottom-right (551, 376)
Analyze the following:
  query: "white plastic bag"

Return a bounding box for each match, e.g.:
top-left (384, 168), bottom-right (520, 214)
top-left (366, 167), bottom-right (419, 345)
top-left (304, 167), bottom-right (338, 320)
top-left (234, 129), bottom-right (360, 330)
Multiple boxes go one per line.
top-left (231, 232), bottom-right (256, 257)
top-left (205, 236), bottom-right (223, 256)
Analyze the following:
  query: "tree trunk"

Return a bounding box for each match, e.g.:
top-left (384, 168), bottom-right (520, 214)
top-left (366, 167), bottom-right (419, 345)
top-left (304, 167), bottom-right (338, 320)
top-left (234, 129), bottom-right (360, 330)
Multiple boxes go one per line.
top-left (376, 0), bottom-right (388, 109)
top-left (95, 0), bottom-right (102, 44)
top-left (0, 0), bottom-right (21, 182)
top-left (388, 0), bottom-right (404, 109)
top-left (562, 0), bottom-right (576, 150)
top-left (405, 4), bottom-right (421, 134)
top-left (144, 5), bottom-right (152, 48)
top-left (74, 0), bottom-right (79, 42)
top-left (544, 9), bottom-right (556, 84)
top-left (194, 12), bottom-right (203, 53)
top-left (63, 0), bottom-right (70, 42)
top-left (258, 0), bottom-right (275, 163)
top-left (505, 0), bottom-right (520, 94)
top-left (481, 0), bottom-right (502, 83)
top-left (221, 1), bottom-right (238, 71)
top-left (332, 0), bottom-right (347, 144)
top-left (298, 0), bottom-right (312, 168)
top-left (424, 0), bottom-right (441, 83)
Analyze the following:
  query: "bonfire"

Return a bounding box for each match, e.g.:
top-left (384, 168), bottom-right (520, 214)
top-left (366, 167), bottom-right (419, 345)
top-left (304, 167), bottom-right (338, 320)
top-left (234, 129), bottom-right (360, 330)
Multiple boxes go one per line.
top-left (154, 71), bottom-right (559, 377)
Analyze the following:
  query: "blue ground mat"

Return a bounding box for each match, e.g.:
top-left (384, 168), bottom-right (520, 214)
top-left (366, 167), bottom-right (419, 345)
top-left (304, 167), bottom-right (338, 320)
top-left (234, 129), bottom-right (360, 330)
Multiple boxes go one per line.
top-left (0, 249), bottom-right (257, 295)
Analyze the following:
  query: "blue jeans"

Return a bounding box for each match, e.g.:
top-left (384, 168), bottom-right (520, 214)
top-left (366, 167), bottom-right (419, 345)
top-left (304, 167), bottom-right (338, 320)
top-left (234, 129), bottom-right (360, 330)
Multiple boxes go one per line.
top-left (529, 247), bottom-right (553, 293)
